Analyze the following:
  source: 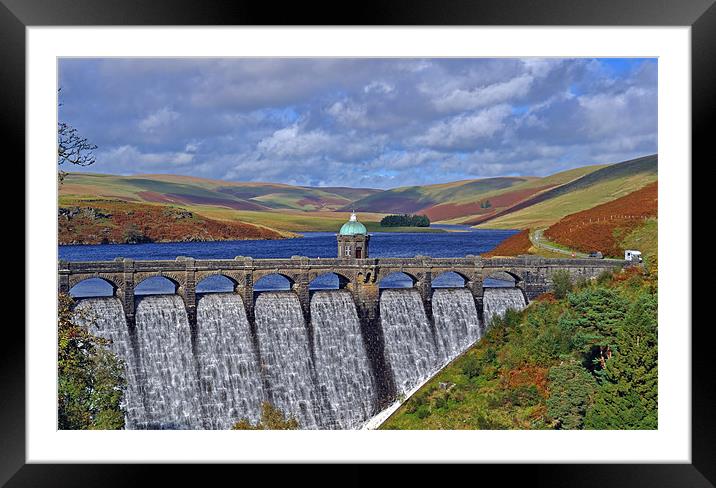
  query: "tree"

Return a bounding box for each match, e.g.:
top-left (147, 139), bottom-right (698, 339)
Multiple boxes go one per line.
top-left (231, 402), bottom-right (299, 430)
top-left (58, 89), bottom-right (97, 184)
top-left (551, 269), bottom-right (573, 299)
top-left (584, 293), bottom-right (658, 429)
top-left (58, 293), bottom-right (126, 429)
top-left (559, 287), bottom-right (629, 375)
top-left (380, 214), bottom-right (430, 227)
top-left (546, 362), bottom-right (597, 429)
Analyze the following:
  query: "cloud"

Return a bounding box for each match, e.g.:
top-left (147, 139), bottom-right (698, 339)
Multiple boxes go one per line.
top-left (364, 81), bottom-right (395, 95)
top-left (431, 75), bottom-right (534, 112)
top-left (96, 145), bottom-right (194, 169)
top-left (58, 57), bottom-right (657, 188)
top-left (413, 105), bottom-right (512, 150)
top-left (138, 107), bottom-right (180, 134)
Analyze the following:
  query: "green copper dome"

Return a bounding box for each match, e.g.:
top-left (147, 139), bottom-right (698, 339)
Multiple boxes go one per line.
top-left (339, 211), bottom-right (367, 235)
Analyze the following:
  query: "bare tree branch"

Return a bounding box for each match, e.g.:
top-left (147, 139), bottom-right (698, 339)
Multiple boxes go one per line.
top-left (58, 88), bottom-right (97, 185)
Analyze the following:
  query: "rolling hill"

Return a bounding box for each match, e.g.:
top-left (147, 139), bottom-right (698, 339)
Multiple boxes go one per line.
top-left (342, 177), bottom-right (534, 214)
top-left (544, 181), bottom-right (658, 260)
top-left (58, 200), bottom-right (295, 245)
top-left (60, 173), bottom-right (381, 213)
top-left (472, 154), bottom-right (657, 229)
top-left (59, 154), bottom-right (657, 239)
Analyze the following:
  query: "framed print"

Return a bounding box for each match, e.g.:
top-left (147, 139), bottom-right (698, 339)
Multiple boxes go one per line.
top-left (5, 0), bottom-right (711, 484)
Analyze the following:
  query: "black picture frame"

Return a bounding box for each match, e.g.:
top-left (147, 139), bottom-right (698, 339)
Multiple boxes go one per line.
top-left (5, 0), bottom-right (710, 484)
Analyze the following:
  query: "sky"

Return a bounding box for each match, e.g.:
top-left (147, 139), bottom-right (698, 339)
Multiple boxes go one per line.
top-left (58, 58), bottom-right (657, 189)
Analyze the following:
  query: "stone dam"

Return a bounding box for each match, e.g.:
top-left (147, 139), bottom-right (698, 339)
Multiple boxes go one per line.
top-left (61, 255), bottom-right (628, 429)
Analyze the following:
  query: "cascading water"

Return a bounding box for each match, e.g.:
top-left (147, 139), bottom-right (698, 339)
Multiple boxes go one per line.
top-left (254, 292), bottom-right (321, 429)
top-left (310, 290), bottom-right (377, 429)
top-left (133, 295), bottom-right (203, 429)
top-left (432, 288), bottom-right (482, 363)
top-left (194, 293), bottom-right (264, 429)
top-left (72, 285), bottom-right (506, 430)
top-left (73, 297), bottom-right (148, 428)
top-left (483, 288), bottom-right (527, 326)
top-left (379, 289), bottom-right (441, 396)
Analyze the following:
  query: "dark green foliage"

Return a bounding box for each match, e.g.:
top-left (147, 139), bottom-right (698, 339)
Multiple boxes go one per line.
top-left (382, 268), bottom-right (657, 431)
top-left (122, 223), bottom-right (152, 243)
top-left (547, 362), bottom-right (597, 429)
top-left (58, 293), bottom-right (126, 430)
top-left (416, 405), bottom-right (431, 419)
top-left (479, 199), bottom-right (492, 209)
top-left (584, 293), bottom-right (658, 429)
top-left (380, 213), bottom-right (430, 227)
top-left (505, 385), bottom-right (541, 407)
top-left (551, 269), bottom-right (573, 299)
top-left (231, 402), bottom-right (299, 430)
top-left (561, 287), bottom-right (629, 375)
top-left (461, 354), bottom-right (483, 379)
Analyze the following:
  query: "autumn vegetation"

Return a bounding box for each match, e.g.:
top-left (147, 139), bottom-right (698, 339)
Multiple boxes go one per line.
top-left (58, 200), bottom-right (290, 245)
top-left (381, 266), bottom-right (657, 430)
top-left (481, 229), bottom-right (531, 257)
top-left (231, 402), bottom-right (299, 430)
top-left (544, 182), bottom-right (657, 258)
top-left (58, 293), bottom-right (126, 429)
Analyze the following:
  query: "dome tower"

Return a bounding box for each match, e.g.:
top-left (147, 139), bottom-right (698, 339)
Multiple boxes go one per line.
top-left (337, 211), bottom-right (370, 259)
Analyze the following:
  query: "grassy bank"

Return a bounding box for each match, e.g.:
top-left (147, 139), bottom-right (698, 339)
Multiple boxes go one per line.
top-left (381, 266), bottom-right (657, 430)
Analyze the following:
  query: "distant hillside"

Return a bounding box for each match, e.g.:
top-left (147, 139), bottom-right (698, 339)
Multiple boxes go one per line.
top-left (345, 177), bottom-right (533, 214)
top-left (58, 200), bottom-right (294, 245)
top-left (481, 230), bottom-right (531, 258)
top-left (59, 155), bottom-right (657, 239)
top-left (60, 173), bottom-right (381, 213)
top-left (475, 154), bottom-right (657, 230)
top-left (544, 181), bottom-right (657, 260)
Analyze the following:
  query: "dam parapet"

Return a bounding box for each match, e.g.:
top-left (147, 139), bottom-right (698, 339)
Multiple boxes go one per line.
top-left (59, 255), bottom-right (629, 327)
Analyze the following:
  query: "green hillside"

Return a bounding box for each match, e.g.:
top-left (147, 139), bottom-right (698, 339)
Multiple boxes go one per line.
top-left (60, 155), bottom-right (657, 235)
top-left (381, 268), bottom-right (658, 430)
top-left (474, 155), bottom-right (657, 229)
top-left (60, 173), bottom-right (381, 213)
top-left (344, 177), bottom-right (531, 214)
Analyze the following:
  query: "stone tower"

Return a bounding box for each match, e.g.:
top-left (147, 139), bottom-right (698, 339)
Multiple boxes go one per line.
top-left (337, 211), bottom-right (370, 259)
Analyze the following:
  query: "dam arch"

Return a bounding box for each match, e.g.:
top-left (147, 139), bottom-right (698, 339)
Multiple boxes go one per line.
top-left (253, 273), bottom-right (294, 292)
top-left (196, 274), bottom-right (238, 293)
top-left (378, 271), bottom-right (418, 289)
top-left (69, 276), bottom-right (118, 298)
top-left (484, 270), bottom-right (523, 286)
top-left (309, 271), bottom-right (352, 290)
top-left (431, 271), bottom-right (469, 288)
top-left (134, 275), bottom-right (181, 296)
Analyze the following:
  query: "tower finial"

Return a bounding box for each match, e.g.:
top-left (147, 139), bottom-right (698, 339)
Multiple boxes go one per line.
top-left (350, 210), bottom-right (357, 221)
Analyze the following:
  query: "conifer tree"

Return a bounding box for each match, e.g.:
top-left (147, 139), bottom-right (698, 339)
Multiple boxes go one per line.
top-left (584, 293), bottom-right (657, 429)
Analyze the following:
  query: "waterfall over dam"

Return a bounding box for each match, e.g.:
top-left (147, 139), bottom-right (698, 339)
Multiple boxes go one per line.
top-left (74, 286), bottom-right (527, 429)
top-left (483, 288), bottom-right (528, 326)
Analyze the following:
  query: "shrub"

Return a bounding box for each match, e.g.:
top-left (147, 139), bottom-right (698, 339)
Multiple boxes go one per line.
top-left (461, 354), bottom-right (482, 379)
top-left (596, 270), bottom-right (613, 285)
top-left (58, 293), bottom-right (126, 430)
top-left (551, 269), bottom-right (573, 299)
top-left (546, 362), bottom-right (597, 429)
top-left (231, 402), bottom-right (299, 430)
top-left (122, 224), bottom-right (151, 244)
top-left (416, 405), bottom-right (431, 419)
top-left (505, 384), bottom-right (541, 407)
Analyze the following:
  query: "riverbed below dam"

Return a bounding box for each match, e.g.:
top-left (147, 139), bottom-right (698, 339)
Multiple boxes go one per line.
top-left (74, 287), bottom-right (527, 430)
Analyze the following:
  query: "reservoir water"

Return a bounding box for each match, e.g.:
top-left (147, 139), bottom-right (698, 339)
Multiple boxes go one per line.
top-left (60, 227), bottom-right (519, 294)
